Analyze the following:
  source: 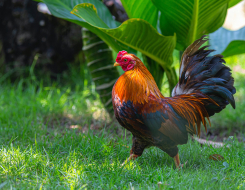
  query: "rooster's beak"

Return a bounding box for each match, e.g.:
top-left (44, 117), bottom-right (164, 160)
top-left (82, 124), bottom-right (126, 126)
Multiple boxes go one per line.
top-left (114, 62), bottom-right (120, 67)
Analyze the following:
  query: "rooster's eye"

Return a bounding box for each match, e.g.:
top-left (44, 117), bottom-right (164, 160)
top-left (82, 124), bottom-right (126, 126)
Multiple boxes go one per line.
top-left (124, 59), bottom-right (127, 62)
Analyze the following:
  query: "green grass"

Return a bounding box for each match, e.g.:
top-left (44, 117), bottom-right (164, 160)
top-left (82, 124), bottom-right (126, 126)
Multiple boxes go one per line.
top-left (0, 54), bottom-right (245, 189)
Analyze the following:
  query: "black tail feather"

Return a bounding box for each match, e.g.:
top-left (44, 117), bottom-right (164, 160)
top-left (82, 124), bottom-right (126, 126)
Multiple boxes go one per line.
top-left (172, 36), bottom-right (236, 117)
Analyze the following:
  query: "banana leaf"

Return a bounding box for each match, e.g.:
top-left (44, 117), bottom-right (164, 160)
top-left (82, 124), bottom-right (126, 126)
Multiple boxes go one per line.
top-left (209, 26), bottom-right (245, 57)
top-left (152, 0), bottom-right (231, 50)
top-left (228, 0), bottom-right (243, 8)
top-left (83, 28), bottom-right (119, 115)
top-left (121, 0), bottom-right (158, 28)
top-left (43, 0), bottom-right (176, 68)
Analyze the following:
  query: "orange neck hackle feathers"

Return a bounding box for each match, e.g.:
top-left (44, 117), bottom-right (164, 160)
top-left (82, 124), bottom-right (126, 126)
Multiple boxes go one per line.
top-left (114, 53), bottom-right (164, 104)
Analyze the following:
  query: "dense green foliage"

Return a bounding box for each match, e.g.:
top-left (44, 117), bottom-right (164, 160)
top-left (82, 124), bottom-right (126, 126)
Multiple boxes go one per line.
top-left (41, 0), bottom-right (176, 68)
top-left (41, 0), bottom-right (245, 98)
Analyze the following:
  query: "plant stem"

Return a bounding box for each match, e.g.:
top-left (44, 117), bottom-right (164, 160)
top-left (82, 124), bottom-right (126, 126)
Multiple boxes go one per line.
top-left (166, 67), bottom-right (178, 96)
top-left (188, 0), bottom-right (199, 45)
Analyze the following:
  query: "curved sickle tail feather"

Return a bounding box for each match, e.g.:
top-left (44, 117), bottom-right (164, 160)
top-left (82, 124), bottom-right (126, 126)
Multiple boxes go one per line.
top-left (172, 36), bottom-right (236, 134)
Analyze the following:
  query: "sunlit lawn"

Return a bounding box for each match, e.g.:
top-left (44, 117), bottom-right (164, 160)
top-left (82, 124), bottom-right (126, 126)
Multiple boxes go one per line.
top-left (0, 54), bottom-right (245, 189)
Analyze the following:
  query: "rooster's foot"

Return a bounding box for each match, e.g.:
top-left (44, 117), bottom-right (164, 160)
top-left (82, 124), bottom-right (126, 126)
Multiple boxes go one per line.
top-left (173, 153), bottom-right (187, 170)
top-left (121, 154), bottom-right (139, 167)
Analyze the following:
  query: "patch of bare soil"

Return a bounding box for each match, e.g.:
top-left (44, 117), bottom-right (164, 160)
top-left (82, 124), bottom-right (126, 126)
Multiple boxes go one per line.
top-left (43, 113), bottom-right (109, 134)
top-left (199, 127), bottom-right (245, 142)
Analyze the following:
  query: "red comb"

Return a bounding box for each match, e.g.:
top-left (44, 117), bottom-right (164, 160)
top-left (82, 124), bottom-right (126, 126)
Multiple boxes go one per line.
top-left (116, 50), bottom-right (127, 62)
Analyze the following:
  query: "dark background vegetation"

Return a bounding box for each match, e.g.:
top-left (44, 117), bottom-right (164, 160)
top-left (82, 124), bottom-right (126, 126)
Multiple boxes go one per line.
top-left (0, 0), bottom-right (84, 80)
top-left (0, 0), bottom-right (127, 81)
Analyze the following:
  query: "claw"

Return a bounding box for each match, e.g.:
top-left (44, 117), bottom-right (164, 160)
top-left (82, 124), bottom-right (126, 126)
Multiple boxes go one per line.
top-left (174, 153), bottom-right (181, 169)
top-left (173, 153), bottom-right (187, 170)
top-left (121, 154), bottom-right (139, 167)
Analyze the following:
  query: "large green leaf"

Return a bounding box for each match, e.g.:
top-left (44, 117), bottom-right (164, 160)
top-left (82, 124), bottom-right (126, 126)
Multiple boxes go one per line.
top-left (71, 3), bottom-right (176, 67)
top-left (43, 0), bottom-right (119, 27)
top-left (222, 40), bottom-right (245, 57)
top-left (209, 26), bottom-right (245, 57)
top-left (42, 0), bottom-right (128, 52)
top-left (152, 0), bottom-right (229, 50)
top-left (121, 0), bottom-right (158, 28)
top-left (228, 0), bottom-right (243, 8)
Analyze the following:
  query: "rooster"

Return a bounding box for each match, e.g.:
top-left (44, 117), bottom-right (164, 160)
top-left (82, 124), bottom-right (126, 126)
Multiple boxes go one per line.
top-left (112, 36), bottom-right (236, 168)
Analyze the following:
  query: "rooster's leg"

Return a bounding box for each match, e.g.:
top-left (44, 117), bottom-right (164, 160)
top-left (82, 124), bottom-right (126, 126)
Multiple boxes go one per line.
top-left (174, 153), bottom-right (188, 170)
top-left (121, 136), bottom-right (148, 166)
top-left (159, 146), bottom-right (182, 169)
top-left (121, 151), bottom-right (140, 166)
top-left (174, 153), bottom-right (181, 168)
